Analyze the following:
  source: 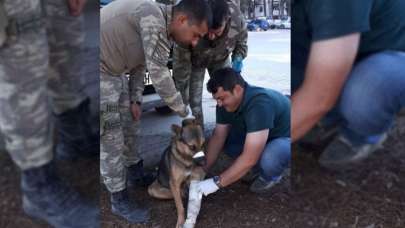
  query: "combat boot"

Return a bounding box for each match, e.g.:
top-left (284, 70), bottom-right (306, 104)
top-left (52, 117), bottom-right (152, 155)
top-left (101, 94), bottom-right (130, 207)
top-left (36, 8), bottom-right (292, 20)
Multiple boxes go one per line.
top-left (21, 162), bottom-right (99, 228)
top-left (127, 160), bottom-right (156, 188)
top-left (110, 188), bottom-right (149, 224)
top-left (55, 98), bottom-right (99, 160)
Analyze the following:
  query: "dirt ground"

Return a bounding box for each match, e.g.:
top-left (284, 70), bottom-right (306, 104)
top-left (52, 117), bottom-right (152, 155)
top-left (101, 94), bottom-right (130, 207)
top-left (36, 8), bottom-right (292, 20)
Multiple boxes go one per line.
top-left (100, 158), bottom-right (292, 228)
top-left (1, 116), bottom-right (404, 228)
top-left (99, 114), bottom-right (405, 228)
top-left (290, 115), bottom-right (405, 228)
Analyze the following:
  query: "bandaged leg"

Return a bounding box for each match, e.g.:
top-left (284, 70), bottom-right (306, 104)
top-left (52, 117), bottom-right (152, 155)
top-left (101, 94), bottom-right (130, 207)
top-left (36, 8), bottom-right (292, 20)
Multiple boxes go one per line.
top-left (183, 181), bottom-right (203, 228)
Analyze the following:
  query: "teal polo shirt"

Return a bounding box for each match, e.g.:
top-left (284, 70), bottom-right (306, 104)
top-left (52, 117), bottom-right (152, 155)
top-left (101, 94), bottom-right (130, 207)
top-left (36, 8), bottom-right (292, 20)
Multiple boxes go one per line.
top-left (216, 84), bottom-right (290, 142)
top-left (292, 0), bottom-right (405, 92)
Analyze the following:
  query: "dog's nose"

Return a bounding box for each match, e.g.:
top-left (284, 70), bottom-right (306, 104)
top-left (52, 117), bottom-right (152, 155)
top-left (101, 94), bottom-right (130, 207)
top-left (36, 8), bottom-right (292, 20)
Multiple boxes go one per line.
top-left (193, 151), bottom-right (207, 166)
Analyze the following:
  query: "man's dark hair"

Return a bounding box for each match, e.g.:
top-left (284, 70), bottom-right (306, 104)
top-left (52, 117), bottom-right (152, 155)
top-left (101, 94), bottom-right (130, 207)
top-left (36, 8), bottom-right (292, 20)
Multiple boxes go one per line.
top-left (173, 0), bottom-right (213, 28)
top-left (208, 0), bottom-right (230, 30)
top-left (207, 67), bottom-right (246, 94)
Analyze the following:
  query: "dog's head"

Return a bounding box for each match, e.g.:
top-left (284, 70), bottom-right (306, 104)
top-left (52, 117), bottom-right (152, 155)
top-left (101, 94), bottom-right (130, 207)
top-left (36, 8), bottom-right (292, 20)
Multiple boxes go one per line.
top-left (171, 118), bottom-right (206, 166)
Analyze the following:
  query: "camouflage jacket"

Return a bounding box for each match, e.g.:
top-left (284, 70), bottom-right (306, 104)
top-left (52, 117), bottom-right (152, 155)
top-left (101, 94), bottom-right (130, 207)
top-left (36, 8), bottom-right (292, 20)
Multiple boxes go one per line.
top-left (100, 0), bottom-right (184, 113)
top-left (174, 0), bottom-right (248, 69)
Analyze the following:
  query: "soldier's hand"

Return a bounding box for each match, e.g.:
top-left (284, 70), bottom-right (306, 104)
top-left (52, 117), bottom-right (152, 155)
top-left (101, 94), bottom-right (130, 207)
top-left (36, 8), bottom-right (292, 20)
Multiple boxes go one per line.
top-left (232, 56), bottom-right (243, 73)
top-left (177, 105), bottom-right (189, 118)
top-left (67, 0), bottom-right (87, 16)
top-left (130, 102), bottom-right (142, 121)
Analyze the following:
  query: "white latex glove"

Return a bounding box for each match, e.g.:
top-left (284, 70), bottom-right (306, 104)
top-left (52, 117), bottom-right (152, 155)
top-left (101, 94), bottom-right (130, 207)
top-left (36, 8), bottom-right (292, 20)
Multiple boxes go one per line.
top-left (195, 178), bottom-right (219, 196)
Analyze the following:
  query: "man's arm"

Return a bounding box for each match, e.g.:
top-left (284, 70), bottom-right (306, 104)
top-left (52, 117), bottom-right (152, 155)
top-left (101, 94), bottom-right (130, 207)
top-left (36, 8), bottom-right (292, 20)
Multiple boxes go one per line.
top-left (219, 129), bottom-right (269, 187)
top-left (172, 45), bottom-right (192, 104)
top-left (138, 13), bottom-right (188, 117)
top-left (291, 33), bottom-right (360, 142)
top-left (203, 124), bottom-right (231, 172)
top-left (232, 16), bottom-right (248, 60)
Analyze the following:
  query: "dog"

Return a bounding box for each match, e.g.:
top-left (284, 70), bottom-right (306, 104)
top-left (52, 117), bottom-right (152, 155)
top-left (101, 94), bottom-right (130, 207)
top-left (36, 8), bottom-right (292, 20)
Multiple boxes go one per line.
top-left (148, 118), bottom-right (206, 228)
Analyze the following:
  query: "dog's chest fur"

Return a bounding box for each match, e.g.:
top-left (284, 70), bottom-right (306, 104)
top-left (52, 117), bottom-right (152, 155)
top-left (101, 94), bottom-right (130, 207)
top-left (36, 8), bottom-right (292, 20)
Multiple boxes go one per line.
top-left (157, 144), bottom-right (195, 188)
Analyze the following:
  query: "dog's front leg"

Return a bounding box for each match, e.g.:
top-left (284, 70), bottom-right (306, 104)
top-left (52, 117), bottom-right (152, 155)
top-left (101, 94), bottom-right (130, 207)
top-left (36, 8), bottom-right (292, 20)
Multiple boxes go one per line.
top-left (170, 179), bottom-right (185, 228)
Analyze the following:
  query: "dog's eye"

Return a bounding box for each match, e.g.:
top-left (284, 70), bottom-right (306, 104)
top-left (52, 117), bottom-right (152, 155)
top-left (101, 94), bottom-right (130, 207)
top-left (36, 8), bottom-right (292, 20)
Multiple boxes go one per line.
top-left (189, 145), bottom-right (196, 151)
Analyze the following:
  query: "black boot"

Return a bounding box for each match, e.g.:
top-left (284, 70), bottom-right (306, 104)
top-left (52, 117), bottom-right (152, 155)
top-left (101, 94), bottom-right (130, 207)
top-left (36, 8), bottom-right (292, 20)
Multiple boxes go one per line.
top-left (21, 162), bottom-right (99, 228)
top-left (55, 98), bottom-right (99, 160)
top-left (127, 160), bottom-right (156, 188)
top-left (110, 188), bottom-right (149, 224)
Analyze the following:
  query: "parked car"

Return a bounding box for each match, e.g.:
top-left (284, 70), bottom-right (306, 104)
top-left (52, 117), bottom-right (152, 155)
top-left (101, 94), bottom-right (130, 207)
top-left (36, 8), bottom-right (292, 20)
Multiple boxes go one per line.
top-left (273, 19), bottom-right (282, 29)
top-left (247, 20), bottom-right (260, 31)
top-left (279, 17), bottom-right (291, 29)
top-left (266, 16), bottom-right (277, 29)
top-left (247, 18), bottom-right (270, 31)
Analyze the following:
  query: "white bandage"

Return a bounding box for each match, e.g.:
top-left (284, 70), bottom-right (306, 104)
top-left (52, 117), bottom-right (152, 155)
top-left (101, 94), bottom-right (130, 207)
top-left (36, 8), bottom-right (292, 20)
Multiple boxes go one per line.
top-left (182, 181), bottom-right (203, 228)
top-left (192, 151), bottom-right (205, 159)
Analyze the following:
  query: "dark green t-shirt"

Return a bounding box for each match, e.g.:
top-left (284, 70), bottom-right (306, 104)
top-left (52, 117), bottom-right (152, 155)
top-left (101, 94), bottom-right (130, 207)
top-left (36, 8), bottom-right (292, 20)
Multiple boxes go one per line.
top-left (216, 84), bottom-right (291, 142)
top-left (292, 0), bottom-right (405, 92)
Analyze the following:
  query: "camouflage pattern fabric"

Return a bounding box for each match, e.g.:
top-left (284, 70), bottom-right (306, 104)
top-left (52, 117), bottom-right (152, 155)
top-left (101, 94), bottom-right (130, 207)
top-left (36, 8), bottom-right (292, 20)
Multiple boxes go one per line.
top-left (0, 0), bottom-right (86, 170)
top-left (100, 0), bottom-right (191, 192)
top-left (189, 59), bottom-right (231, 126)
top-left (173, 0), bottom-right (247, 125)
top-left (100, 72), bottom-right (142, 193)
top-left (100, 0), bottom-right (187, 115)
top-left (45, 0), bottom-right (87, 115)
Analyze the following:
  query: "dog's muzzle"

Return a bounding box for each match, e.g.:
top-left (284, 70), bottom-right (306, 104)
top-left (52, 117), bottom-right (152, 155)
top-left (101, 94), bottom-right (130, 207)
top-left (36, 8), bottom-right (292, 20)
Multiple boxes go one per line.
top-left (192, 151), bottom-right (206, 166)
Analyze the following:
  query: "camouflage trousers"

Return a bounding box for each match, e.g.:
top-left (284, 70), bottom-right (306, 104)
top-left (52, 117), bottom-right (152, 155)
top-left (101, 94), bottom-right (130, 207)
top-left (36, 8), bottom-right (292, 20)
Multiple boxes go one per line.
top-left (173, 58), bottom-right (231, 126)
top-left (0, 0), bottom-right (86, 170)
top-left (100, 72), bottom-right (142, 193)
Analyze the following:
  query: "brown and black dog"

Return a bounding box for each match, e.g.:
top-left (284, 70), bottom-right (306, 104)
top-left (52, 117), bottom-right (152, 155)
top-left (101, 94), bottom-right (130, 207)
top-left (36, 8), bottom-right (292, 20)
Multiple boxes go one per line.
top-left (148, 118), bottom-right (206, 228)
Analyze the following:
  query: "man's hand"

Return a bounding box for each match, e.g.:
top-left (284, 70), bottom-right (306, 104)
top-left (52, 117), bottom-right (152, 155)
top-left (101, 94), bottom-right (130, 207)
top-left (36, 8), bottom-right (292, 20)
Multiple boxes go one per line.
top-left (67, 0), bottom-right (87, 17)
top-left (177, 105), bottom-right (190, 118)
top-left (195, 178), bottom-right (219, 196)
top-left (130, 102), bottom-right (142, 121)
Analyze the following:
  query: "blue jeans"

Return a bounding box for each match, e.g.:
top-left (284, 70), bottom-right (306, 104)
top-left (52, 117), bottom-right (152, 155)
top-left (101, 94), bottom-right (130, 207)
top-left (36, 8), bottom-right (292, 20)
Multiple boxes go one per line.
top-left (322, 51), bottom-right (405, 145)
top-left (224, 129), bottom-right (291, 182)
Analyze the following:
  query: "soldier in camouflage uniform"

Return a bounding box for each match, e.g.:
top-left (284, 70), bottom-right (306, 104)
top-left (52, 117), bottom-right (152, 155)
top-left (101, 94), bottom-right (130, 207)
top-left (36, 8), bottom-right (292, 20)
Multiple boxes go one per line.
top-left (0, 0), bottom-right (98, 227)
top-left (100, 0), bottom-right (212, 223)
top-left (173, 0), bottom-right (248, 126)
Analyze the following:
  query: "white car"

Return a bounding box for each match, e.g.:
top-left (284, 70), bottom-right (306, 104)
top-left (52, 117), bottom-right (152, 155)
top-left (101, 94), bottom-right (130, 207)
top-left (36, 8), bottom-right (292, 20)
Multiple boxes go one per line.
top-left (266, 18), bottom-right (277, 29)
top-left (274, 19), bottom-right (282, 28)
top-left (279, 18), bottom-right (291, 29)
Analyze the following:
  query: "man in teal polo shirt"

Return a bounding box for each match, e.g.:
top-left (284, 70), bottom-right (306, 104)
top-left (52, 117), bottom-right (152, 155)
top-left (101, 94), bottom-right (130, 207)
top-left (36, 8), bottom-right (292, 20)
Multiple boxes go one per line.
top-left (195, 67), bottom-right (291, 194)
top-left (291, 0), bottom-right (405, 169)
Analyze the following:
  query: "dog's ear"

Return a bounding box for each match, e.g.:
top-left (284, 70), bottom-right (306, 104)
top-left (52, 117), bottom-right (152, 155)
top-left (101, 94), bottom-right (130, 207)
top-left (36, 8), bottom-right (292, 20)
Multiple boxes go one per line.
top-left (171, 124), bottom-right (182, 137)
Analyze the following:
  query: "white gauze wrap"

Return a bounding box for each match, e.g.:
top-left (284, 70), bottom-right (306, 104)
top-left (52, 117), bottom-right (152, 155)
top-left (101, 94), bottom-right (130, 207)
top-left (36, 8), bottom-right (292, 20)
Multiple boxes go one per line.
top-left (182, 180), bottom-right (203, 228)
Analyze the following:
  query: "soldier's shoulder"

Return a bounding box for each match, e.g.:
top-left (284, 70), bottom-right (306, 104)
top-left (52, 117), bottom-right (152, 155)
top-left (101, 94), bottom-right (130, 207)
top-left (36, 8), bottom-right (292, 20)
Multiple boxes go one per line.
top-left (227, 0), bottom-right (242, 14)
top-left (136, 0), bottom-right (163, 18)
top-left (228, 2), bottom-right (245, 32)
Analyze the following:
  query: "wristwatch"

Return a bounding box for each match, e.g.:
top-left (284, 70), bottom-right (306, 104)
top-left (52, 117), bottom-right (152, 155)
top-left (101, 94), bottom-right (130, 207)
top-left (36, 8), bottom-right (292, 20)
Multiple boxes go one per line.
top-left (213, 175), bottom-right (222, 188)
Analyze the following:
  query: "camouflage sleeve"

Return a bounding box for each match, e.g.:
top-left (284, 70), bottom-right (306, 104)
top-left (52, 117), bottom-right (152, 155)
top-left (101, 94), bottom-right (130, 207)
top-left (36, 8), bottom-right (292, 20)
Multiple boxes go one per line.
top-left (128, 68), bottom-right (145, 103)
top-left (138, 11), bottom-right (186, 115)
top-left (172, 44), bottom-right (192, 104)
top-left (232, 11), bottom-right (248, 60)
